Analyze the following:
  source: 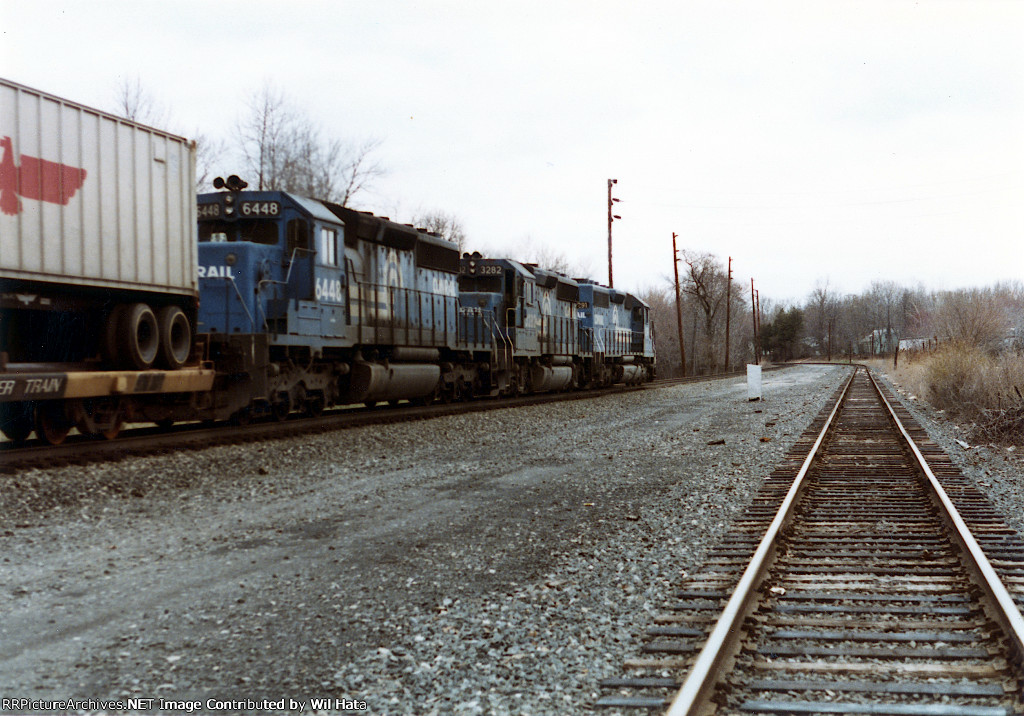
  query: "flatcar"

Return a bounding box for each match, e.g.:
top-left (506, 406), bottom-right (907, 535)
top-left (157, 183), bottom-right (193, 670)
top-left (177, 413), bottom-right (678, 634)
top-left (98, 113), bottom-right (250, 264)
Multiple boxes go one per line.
top-left (0, 79), bottom-right (213, 444)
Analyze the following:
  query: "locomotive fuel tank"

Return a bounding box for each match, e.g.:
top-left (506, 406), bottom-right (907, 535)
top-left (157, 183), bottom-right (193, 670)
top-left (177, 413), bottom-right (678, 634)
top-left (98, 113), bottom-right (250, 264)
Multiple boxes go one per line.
top-left (346, 361), bottom-right (440, 404)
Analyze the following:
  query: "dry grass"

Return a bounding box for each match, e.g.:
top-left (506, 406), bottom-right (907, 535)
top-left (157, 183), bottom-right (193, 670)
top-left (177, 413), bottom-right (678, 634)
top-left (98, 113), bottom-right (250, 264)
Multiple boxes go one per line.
top-left (873, 345), bottom-right (1024, 445)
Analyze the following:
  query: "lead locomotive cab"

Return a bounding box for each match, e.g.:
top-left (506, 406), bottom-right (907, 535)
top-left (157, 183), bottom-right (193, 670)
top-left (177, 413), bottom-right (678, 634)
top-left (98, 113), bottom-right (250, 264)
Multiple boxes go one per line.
top-left (197, 178), bottom-right (346, 341)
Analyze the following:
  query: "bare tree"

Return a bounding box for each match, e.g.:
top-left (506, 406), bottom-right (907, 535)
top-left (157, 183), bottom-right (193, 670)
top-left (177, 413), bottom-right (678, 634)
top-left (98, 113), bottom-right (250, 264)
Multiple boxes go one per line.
top-left (680, 250), bottom-right (732, 373)
top-left (237, 83), bottom-right (296, 192)
top-left (511, 236), bottom-right (593, 279)
top-left (113, 75), bottom-right (168, 126)
top-left (638, 284), bottom-right (678, 375)
top-left (336, 139), bottom-right (385, 207)
top-left (935, 288), bottom-right (1008, 350)
top-left (412, 210), bottom-right (467, 252)
top-left (805, 279), bottom-right (841, 359)
top-left (194, 132), bottom-right (227, 192)
top-left (236, 83), bottom-right (384, 205)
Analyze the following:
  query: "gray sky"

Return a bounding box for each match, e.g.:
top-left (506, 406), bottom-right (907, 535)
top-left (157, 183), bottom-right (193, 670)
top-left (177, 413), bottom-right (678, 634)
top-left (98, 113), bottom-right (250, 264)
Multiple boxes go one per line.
top-left (3, 0), bottom-right (1022, 303)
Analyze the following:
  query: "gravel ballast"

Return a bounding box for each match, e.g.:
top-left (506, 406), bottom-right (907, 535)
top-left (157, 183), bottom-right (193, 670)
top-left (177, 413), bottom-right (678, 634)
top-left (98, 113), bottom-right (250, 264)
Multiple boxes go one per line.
top-left (9, 363), bottom-right (1013, 715)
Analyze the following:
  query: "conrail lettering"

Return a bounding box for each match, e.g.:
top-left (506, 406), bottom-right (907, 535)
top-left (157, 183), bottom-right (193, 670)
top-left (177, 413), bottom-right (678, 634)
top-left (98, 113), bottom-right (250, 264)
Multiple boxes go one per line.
top-left (198, 265), bottom-right (235, 279)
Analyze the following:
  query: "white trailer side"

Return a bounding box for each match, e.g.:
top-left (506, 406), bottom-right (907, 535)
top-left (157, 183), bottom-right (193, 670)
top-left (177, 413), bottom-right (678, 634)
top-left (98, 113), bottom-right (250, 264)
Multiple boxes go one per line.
top-left (0, 77), bottom-right (197, 296)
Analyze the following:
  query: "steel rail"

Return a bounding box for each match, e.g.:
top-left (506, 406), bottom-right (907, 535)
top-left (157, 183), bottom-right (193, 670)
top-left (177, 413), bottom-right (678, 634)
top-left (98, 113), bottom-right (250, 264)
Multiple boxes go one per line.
top-left (664, 366), bottom-right (858, 716)
top-left (867, 369), bottom-right (1024, 668)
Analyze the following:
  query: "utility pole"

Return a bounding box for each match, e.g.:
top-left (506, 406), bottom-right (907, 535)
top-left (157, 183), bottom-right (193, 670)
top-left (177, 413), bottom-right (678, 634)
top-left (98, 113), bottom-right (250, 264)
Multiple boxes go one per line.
top-left (750, 279), bottom-right (758, 364)
top-left (607, 179), bottom-right (620, 287)
top-left (724, 256), bottom-right (732, 373)
top-left (755, 288), bottom-right (762, 363)
top-left (672, 232), bottom-right (687, 377)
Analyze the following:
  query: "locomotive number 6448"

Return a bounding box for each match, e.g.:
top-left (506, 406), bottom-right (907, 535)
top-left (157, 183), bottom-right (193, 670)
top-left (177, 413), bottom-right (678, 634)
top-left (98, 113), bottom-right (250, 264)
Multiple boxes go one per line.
top-left (240, 201), bottom-right (280, 217)
top-left (316, 277), bottom-right (343, 302)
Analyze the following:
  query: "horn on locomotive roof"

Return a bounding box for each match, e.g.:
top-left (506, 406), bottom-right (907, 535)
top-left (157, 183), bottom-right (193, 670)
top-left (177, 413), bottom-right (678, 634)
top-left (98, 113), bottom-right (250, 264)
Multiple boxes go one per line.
top-left (212, 175), bottom-right (249, 192)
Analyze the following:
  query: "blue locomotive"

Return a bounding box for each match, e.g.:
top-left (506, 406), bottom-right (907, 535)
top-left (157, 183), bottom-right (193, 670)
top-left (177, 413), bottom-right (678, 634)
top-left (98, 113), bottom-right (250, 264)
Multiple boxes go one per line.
top-left (192, 180), bottom-right (654, 421)
top-left (1, 179), bottom-right (655, 442)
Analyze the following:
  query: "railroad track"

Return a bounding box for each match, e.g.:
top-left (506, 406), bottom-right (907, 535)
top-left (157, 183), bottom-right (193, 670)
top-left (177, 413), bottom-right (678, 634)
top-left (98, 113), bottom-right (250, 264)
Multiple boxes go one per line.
top-left (0, 365), bottom-right (788, 473)
top-left (597, 366), bottom-right (1024, 715)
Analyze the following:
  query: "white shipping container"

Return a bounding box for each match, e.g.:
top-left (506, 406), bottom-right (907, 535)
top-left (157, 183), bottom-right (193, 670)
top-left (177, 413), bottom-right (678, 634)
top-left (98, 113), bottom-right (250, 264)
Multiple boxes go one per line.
top-left (0, 78), bottom-right (197, 297)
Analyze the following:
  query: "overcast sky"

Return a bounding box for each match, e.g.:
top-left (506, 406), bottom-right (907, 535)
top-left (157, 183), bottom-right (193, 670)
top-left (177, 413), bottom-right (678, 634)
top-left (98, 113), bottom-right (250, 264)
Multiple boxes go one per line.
top-left (3, 1), bottom-right (1022, 304)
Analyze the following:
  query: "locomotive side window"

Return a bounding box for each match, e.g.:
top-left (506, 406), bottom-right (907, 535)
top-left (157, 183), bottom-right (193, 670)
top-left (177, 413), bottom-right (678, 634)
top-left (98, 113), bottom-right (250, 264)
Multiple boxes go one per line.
top-left (458, 275), bottom-right (501, 293)
top-left (320, 227), bottom-right (338, 266)
top-left (287, 219), bottom-right (310, 255)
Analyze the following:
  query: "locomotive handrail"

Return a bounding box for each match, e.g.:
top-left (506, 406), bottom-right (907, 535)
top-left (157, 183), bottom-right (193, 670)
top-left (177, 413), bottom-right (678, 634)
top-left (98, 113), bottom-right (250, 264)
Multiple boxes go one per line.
top-left (256, 247), bottom-right (316, 295)
top-left (487, 309), bottom-right (513, 368)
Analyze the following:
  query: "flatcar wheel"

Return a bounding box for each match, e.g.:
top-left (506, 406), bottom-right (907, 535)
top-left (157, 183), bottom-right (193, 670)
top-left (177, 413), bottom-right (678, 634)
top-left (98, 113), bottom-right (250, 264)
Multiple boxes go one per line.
top-left (36, 403), bottom-right (72, 445)
top-left (120, 303), bottom-right (159, 370)
top-left (156, 305), bottom-right (192, 369)
top-left (0, 402), bottom-right (35, 444)
top-left (101, 413), bottom-right (124, 440)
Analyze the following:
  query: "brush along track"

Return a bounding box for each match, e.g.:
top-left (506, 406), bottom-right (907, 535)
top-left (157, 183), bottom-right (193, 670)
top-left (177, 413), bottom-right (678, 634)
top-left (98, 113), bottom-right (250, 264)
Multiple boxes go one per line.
top-left (597, 367), bottom-right (1024, 715)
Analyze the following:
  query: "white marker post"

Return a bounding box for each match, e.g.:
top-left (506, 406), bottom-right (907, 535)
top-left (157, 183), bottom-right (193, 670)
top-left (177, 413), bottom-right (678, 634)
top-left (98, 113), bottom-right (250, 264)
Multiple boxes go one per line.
top-left (747, 364), bottom-right (762, 401)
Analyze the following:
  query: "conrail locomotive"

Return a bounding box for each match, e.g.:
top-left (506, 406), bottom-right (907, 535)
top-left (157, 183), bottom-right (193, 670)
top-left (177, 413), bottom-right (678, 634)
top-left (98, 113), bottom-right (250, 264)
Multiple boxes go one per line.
top-left (0, 79), bottom-right (654, 445)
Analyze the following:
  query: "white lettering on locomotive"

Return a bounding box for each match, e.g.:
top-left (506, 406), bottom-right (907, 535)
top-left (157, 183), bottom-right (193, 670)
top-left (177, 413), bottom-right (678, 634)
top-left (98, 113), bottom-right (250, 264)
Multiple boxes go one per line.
top-left (431, 275), bottom-right (457, 298)
top-left (315, 277), bottom-right (343, 302)
top-left (197, 266), bottom-right (235, 279)
top-left (0, 380), bottom-right (14, 396)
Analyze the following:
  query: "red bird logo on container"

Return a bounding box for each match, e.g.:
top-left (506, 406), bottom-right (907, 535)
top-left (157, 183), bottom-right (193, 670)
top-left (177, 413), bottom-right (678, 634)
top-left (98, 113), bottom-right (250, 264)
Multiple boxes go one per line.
top-left (0, 135), bottom-right (87, 216)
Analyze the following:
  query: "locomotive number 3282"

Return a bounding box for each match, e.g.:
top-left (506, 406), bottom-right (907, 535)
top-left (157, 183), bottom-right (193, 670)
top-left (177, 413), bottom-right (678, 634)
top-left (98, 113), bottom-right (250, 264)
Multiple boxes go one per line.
top-left (316, 278), bottom-right (343, 302)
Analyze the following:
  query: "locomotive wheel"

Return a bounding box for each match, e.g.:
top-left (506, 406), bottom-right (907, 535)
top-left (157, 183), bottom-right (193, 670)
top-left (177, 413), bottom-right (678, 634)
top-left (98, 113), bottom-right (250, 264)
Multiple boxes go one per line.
top-left (36, 403), bottom-right (72, 445)
top-left (307, 394), bottom-right (325, 417)
top-left (120, 303), bottom-right (159, 370)
top-left (156, 305), bottom-right (192, 370)
top-left (0, 402), bottom-right (34, 444)
top-left (271, 392), bottom-right (291, 421)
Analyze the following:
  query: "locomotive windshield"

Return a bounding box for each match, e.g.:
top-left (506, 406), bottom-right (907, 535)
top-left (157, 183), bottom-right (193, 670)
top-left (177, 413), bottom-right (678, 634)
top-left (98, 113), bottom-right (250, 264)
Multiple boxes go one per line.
top-left (198, 219), bottom-right (279, 245)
